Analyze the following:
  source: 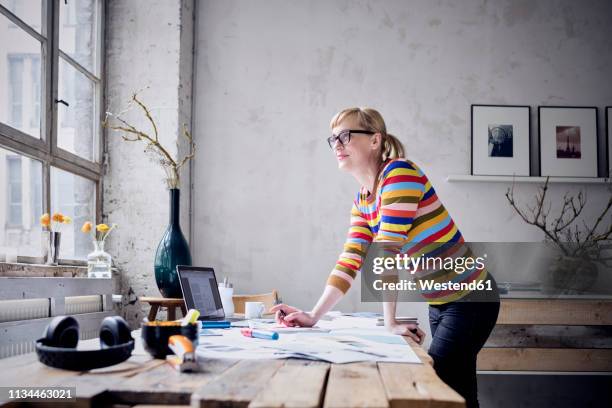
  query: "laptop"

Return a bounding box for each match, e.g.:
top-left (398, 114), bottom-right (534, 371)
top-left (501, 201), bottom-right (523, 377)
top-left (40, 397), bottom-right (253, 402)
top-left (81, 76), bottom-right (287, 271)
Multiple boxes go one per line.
top-left (176, 265), bottom-right (246, 322)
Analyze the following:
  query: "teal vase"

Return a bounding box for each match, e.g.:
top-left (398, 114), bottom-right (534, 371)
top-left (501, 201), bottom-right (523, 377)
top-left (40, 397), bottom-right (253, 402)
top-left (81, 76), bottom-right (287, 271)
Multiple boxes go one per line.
top-left (154, 188), bottom-right (192, 298)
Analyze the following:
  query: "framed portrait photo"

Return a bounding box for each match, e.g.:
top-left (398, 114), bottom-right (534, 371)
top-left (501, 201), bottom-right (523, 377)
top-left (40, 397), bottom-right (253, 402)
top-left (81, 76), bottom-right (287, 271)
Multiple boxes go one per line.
top-left (471, 104), bottom-right (531, 176)
top-left (538, 106), bottom-right (598, 177)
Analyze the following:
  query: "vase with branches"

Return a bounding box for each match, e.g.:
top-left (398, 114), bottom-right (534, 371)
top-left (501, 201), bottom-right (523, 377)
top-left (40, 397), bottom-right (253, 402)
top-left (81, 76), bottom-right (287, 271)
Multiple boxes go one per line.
top-left (506, 177), bottom-right (612, 293)
top-left (104, 91), bottom-right (195, 298)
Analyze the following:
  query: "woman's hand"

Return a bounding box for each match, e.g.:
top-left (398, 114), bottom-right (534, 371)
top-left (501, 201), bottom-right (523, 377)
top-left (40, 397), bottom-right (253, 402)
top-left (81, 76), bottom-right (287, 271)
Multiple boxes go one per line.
top-left (269, 304), bottom-right (318, 327)
top-left (386, 321), bottom-right (426, 345)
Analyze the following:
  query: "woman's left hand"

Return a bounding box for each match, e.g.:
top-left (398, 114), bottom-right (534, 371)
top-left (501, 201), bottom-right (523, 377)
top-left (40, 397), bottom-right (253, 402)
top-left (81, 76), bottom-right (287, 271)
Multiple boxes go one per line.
top-left (386, 322), bottom-right (426, 345)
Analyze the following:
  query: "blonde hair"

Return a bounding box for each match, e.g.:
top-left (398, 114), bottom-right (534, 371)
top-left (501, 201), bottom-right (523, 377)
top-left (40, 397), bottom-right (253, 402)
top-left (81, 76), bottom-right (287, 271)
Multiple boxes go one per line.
top-left (329, 107), bottom-right (405, 161)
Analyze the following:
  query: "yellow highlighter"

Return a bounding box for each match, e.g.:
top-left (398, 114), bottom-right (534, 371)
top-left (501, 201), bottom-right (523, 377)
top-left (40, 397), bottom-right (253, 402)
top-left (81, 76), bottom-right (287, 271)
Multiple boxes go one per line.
top-left (181, 309), bottom-right (200, 326)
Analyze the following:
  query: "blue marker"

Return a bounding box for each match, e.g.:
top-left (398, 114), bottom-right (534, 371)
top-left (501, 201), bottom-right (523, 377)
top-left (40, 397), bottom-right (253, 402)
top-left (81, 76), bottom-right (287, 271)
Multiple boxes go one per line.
top-left (240, 328), bottom-right (279, 340)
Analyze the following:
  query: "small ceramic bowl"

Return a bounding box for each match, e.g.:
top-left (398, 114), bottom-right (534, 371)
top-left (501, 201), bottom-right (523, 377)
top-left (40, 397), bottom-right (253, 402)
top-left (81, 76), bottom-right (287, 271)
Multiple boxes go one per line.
top-left (141, 322), bottom-right (199, 359)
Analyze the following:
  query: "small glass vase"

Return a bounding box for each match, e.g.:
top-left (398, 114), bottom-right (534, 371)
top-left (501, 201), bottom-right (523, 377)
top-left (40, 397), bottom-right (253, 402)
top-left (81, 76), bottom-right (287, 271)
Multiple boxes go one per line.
top-left (87, 240), bottom-right (112, 279)
top-left (42, 231), bottom-right (61, 266)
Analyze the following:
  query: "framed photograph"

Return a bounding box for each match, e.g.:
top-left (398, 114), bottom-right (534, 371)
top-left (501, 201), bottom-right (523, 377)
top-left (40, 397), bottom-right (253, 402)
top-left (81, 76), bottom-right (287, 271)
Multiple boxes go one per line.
top-left (607, 106), bottom-right (611, 178)
top-left (538, 106), bottom-right (598, 177)
top-left (471, 104), bottom-right (531, 176)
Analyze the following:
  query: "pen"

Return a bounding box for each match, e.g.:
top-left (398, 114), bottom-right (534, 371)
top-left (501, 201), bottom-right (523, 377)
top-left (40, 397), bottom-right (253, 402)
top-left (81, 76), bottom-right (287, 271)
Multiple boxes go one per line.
top-left (201, 321), bottom-right (231, 329)
top-left (241, 328), bottom-right (279, 340)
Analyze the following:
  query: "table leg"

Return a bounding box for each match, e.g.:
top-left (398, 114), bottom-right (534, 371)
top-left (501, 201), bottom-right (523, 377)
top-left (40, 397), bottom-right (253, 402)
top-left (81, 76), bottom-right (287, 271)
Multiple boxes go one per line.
top-left (168, 306), bottom-right (176, 321)
top-left (148, 304), bottom-right (159, 322)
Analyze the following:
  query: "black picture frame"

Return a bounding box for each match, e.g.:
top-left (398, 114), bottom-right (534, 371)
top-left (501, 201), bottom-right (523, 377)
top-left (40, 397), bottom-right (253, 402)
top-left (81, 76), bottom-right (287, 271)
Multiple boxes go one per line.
top-left (538, 106), bottom-right (599, 178)
top-left (471, 104), bottom-right (531, 176)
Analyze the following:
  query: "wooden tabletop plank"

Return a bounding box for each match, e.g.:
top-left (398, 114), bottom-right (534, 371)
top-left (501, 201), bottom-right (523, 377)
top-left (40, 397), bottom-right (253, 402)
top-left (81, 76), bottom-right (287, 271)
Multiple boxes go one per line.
top-left (249, 360), bottom-right (330, 408)
top-left (401, 337), bottom-right (433, 366)
top-left (378, 362), bottom-right (465, 408)
top-left (104, 357), bottom-right (239, 406)
top-left (323, 362), bottom-right (389, 408)
top-left (191, 359), bottom-right (285, 408)
top-left (0, 357), bottom-right (118, 408)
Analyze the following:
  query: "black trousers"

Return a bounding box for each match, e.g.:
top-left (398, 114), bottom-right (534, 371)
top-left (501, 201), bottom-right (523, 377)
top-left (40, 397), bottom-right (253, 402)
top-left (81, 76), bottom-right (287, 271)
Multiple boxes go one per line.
top-left (428, 276), bottom-right (500, 408)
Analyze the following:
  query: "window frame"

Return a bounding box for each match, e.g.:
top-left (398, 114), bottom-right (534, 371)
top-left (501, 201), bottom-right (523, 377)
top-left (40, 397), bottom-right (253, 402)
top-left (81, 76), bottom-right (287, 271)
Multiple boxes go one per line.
top-left (0, 0), bottom-right (105, 260)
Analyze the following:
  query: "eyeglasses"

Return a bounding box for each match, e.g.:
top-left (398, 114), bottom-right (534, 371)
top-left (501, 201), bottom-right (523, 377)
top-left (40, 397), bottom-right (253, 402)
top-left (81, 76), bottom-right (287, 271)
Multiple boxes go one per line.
top-left (327, 129), bottom-right (376, 149)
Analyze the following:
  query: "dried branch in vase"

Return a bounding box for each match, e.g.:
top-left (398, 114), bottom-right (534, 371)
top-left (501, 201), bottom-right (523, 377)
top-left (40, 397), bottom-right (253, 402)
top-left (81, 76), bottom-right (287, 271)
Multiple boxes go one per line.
top-left (505, 176), bottom-right (612, 264)
top-left (103, 90), bottom-right (195, 189)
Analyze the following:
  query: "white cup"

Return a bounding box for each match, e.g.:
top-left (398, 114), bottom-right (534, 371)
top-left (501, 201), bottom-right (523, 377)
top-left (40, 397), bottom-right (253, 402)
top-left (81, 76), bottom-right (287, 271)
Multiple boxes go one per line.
top-left (245, 301), bottom-right (265, 319)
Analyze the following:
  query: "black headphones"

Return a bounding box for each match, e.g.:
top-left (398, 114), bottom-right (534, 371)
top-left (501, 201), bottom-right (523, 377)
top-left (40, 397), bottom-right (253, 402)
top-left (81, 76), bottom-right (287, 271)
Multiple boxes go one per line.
top-left (36, 315), bottom-right (134, 371)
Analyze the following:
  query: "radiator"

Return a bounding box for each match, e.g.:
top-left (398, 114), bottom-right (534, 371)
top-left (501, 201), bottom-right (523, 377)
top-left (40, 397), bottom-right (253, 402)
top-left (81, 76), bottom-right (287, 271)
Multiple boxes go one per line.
top-left (0, 296), bottom-right (103, 358)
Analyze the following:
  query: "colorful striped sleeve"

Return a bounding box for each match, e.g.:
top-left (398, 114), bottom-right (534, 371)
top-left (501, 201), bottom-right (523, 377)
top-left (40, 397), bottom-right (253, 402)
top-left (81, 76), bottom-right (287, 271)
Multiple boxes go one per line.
top-left (373, 160), bottom-right (425, 243)
top-left (326, 200), bottom-right (373, 294)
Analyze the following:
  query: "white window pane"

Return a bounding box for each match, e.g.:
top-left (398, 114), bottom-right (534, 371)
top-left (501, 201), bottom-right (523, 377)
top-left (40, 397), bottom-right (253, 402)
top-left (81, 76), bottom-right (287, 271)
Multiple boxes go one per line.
top-left (0, 14), bottom-right (43, 138)
top-left (59, 0), bottom-right (97, 74)
top-left (57, 57), bottom-right (97, 161)
top-left (0, 146), bottom-right (43, 257)
top-left (51, 167), bottom-right (95, 260)
top-left (0, 0), bottom-right (44, 34)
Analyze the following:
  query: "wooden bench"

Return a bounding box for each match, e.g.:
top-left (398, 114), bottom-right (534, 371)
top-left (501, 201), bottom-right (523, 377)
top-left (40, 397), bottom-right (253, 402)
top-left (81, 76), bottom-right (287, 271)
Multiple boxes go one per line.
top-left (478, 298), bottom-right (612, 372)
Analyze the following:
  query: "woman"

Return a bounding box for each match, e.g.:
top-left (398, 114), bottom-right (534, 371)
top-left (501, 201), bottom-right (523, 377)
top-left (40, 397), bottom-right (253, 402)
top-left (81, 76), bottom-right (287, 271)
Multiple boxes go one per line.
top-left (270, 107), bottom-right (500, 408)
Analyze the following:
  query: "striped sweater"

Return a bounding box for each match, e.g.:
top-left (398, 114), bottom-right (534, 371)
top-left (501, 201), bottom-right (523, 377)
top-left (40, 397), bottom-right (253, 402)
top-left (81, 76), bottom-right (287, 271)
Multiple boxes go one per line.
top-left (326, 158), bottom-right (488, 304)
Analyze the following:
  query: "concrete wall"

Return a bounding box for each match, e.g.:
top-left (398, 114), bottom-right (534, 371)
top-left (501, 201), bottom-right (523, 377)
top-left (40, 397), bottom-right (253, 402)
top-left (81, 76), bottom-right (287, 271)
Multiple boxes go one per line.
top-left (191, 0), bottom-right (612, 333)
top-left (104, 0), bottom-right (194, 323)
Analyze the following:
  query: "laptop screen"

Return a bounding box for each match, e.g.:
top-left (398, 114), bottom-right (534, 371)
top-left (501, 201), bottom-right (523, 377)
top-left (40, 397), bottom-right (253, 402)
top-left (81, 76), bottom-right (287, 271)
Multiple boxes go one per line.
top-left (177, 266), bottom-right (225, 319)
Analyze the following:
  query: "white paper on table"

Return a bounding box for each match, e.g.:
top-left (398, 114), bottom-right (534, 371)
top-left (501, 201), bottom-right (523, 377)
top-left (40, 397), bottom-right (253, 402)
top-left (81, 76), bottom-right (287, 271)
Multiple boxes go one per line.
top-left (265, 334), bottom-right (421, 364)
top-left (247, 320), bottom-right (331, 333)
top-left (195, 316), bottom-right (422, 364)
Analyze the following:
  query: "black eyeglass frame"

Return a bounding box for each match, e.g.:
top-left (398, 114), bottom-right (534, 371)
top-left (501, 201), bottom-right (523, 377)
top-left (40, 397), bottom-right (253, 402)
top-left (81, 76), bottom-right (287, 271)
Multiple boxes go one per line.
top-left (327, 129), bottom-right (376, 149)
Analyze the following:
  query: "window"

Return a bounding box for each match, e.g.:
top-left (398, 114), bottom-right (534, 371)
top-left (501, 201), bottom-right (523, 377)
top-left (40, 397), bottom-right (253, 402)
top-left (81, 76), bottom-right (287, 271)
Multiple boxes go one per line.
top-left (7, 54), bottom-right (41, 135)
top-left (1, 146), bottom-right (43, 257)
top-left (8, 56), bottom-right (24, 129)
top-left (0, 0), bottom-right (104, 262)
top-left (7, 155), bottom-right (22, 226)
top-left (51, 166), bottom-right (95, 259)
top-left (0, 0), bottom-right (43, 33)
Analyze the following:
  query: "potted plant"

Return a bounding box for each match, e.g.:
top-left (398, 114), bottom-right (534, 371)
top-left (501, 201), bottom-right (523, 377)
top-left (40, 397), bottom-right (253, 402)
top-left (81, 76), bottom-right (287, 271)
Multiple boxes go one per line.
top-left (82, 222), bottom-right (117, 278)
top-left (506, 178), bottom-right (612, 293)
top-left (40, 212), bottom-right (72, 265)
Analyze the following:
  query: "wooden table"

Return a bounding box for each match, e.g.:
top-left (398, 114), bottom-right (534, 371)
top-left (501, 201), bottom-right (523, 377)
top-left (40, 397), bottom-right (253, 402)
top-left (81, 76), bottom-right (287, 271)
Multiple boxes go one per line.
top-left (0, 323), bottom-right (464, 408)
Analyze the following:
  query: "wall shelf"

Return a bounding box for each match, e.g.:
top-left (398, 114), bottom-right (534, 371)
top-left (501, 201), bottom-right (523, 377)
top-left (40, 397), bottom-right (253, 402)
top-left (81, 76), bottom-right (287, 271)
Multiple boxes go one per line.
top-left (446, 175), bottom-right (611, 184)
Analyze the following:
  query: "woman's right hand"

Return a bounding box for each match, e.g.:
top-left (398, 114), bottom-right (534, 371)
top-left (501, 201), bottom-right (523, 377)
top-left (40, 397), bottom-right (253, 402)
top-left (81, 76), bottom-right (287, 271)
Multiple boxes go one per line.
top-left (269, 303), bottom-right (317, 327)
top-left (386, 321), bottom-right (426, 345)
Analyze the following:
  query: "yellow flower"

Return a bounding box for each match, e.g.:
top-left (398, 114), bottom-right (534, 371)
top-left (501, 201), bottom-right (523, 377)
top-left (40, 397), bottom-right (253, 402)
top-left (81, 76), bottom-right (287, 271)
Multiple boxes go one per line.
top-left (40, 213), bottom-right (50, 227)
top-left (52, 213), bottom-right (64, 223)
top-left (62, 216), bottom-right (72, 224)
top-left (96, 224), bottom-right (110, 232)
top-left (81, 222), bottom-right (92, 233)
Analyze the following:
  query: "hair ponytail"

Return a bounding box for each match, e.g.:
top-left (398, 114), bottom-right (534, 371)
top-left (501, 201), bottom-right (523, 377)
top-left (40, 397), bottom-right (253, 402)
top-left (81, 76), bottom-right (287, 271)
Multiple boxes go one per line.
top-left (382, 133), bottom-right (405, 161)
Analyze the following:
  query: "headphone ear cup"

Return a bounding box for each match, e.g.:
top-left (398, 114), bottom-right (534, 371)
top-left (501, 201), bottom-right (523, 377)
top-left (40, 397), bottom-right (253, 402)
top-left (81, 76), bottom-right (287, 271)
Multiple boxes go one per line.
top-left (43, 316), bottom-right (79, 348)
top-left (99, 316), bottom-right (132, 348)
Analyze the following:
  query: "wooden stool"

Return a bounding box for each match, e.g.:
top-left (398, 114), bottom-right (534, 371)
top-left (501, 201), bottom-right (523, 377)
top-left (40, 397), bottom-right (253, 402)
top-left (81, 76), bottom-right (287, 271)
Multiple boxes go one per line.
top-left (140, 297), bottom-right (187, 321)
